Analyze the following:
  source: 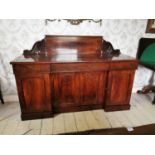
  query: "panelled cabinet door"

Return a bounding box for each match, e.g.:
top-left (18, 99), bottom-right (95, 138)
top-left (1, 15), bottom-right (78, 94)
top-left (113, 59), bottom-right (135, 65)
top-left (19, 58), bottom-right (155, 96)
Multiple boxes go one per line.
top-left (106, 70), bottom-right (135, 109)
top-left (52, 72), bottom-right (107, 111)
top-left (52, 73), bottom-right (81, 110)
top-left (79, 72), bottom-right (107, 106)
top-left (16, 74), bottom-right (52, 113)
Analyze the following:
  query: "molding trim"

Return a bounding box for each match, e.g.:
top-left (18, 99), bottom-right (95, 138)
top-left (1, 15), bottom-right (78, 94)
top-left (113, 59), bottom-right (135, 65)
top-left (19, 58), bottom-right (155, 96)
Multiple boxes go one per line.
top-left (45, 19), bottom-right (102, 26)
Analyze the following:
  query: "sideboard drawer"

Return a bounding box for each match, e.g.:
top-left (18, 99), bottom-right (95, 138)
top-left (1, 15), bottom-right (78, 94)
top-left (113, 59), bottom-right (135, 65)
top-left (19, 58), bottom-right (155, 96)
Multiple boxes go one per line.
top-left (13, 64), bottom-right (50, 75)
top-left (110, 61), bottom-right (138, 70)
top-left (51, 63), bottom-right (109, 72)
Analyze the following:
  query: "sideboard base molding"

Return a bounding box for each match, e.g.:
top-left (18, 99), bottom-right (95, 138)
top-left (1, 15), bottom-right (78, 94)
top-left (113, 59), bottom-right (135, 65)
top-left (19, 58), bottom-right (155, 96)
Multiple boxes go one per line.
top-left (104, 105), bottom-right (130, 112)
top-left (53, 104), bottom-right (103, 113)
top-left (21, 104), bottom-right (130, 121)
top-left (21, 112), bottom-right (53, 121)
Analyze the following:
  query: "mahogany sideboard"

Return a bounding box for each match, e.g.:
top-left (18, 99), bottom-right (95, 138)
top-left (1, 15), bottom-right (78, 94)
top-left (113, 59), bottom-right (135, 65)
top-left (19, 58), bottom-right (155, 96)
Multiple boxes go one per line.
top-left (10, 35), bottom-right (138, 120)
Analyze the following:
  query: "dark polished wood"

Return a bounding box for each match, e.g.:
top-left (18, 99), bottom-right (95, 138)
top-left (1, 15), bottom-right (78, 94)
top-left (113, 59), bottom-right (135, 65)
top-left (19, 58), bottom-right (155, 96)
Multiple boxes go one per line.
top-left (104, 70), bottom-right (135, 111)
top-left (10, 35), bottom-right (138, 120)
top-left (0, 83), bottom-right (4, 104)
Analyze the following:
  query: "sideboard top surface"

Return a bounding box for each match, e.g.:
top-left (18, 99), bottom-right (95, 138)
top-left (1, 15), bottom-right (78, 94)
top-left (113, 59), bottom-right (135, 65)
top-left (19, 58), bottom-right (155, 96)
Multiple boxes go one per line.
top-left (10, 53), bottom-right (138, 64)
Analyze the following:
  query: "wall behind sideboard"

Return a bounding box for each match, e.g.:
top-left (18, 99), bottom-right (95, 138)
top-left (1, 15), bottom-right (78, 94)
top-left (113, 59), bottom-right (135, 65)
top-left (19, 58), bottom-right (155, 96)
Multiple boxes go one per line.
top-left (1, 19), bottom-right (155, 98)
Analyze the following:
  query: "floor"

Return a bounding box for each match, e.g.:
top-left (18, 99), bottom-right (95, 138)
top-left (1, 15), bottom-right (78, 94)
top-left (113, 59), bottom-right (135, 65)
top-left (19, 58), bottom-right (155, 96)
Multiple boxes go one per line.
top-left (62, 124), bottom-right (155, 135)
top-left (0, 93), bottom-right (155, 135)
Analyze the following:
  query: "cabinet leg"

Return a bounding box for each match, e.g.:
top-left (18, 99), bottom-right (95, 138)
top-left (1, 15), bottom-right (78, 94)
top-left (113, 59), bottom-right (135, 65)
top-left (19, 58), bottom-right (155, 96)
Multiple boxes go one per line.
top-left (0, 89), bottom-right (4, 104)
top-left (152, 95), bottom-right (155, 104)
top-left (137, 85), bottom-right (155, 94)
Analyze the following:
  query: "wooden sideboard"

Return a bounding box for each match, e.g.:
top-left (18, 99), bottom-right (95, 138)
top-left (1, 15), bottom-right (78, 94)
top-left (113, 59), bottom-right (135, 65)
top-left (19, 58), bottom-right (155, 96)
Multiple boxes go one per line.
top-left (10, 36), bottom-right (138, 120)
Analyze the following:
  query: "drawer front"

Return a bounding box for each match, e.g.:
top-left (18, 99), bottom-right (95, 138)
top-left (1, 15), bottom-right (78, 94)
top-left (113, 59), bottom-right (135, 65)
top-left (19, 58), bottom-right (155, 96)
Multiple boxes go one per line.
top-left (110, 61), bottom-right (138, 70)
top-left (51, 63), bottom-right (109, 72)
top-left (13, 64), bottom-right (50, 75)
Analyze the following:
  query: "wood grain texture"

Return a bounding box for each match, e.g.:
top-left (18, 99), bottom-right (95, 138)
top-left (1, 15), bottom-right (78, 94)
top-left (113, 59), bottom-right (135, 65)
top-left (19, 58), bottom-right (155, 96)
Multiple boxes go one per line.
top-left (104, 70), bottom-right (135, 111)
top-left (45, 35), bottom-right (103, 56)
top-left (10, 35), bottom-right (138, 120)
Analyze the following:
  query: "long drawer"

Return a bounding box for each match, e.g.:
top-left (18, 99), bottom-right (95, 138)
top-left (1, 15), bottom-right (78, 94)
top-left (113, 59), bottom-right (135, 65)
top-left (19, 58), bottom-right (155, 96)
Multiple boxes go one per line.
top-left (110, 61), bottom-right (138, 70)
top-left (13, 64), bottom-right (50, 75)
top-left (51, 62), bottom-right (109, 73)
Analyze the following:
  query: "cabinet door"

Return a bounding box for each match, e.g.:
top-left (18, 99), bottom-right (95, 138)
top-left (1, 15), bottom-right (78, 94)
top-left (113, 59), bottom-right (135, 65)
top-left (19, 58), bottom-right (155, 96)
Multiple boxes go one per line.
top-left (52, 72), bottom-right (107, 110)
top-left (52, 73), bottom-right (81, 109)
top-left (79, 72), bottom-right (107, 106)
top-left (106, 70), bottom-right (135, 108)
top-left (16, 74), bottom-right (52, 113)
